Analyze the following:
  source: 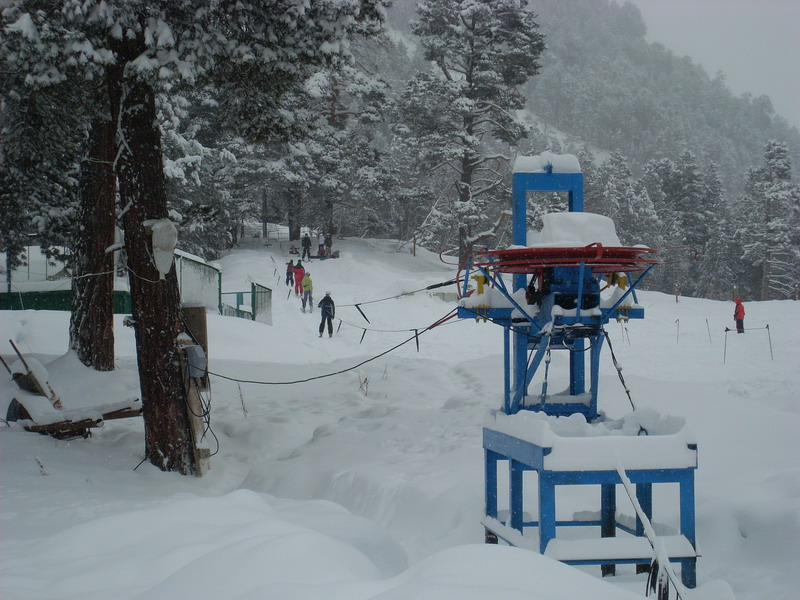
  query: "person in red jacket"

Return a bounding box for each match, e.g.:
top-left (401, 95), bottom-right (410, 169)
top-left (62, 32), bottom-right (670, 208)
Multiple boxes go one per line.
top-left (734, 297), bottom-right (745, 333)
top-left (293, 260), bottom-right (305, 296)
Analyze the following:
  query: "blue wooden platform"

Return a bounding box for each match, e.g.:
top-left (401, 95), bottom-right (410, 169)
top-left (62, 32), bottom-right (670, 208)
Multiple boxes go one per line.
top-left (483, 426), bottom-right (698, 586)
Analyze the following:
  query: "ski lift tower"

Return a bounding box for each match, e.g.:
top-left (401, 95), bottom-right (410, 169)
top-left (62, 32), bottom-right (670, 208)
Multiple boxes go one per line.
top-left (457, 152), bottom-right (698, 587)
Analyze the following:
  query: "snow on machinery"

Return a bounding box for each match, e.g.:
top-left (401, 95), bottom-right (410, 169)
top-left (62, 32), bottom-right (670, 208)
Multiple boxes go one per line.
top-left (457, 153), bottom-right (698, 589)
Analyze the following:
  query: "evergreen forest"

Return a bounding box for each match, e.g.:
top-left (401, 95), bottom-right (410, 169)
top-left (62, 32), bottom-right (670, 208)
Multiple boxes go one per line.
top-left (3, 0), bottom-right (800, 303)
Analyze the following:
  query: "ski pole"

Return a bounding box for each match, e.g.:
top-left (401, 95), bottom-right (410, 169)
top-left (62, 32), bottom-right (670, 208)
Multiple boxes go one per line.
top-left (706, 318), bottom-right (712, 343)
top-left (675, 318), bottom-right (680, 344)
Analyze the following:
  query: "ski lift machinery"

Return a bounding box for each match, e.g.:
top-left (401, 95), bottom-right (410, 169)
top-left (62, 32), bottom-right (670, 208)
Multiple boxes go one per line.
top-left (456, 153), bottom-right (698, 587)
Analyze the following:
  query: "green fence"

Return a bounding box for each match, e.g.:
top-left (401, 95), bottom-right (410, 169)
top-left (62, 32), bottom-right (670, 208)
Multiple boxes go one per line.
top-left (0, 290), bottom-right (132, 313)
top-left (220, 282), bottom-right (272, 324)
top-left (2, 248), bottom-right (220, 316)
top-left (252, 282), bottom-right (272, 325)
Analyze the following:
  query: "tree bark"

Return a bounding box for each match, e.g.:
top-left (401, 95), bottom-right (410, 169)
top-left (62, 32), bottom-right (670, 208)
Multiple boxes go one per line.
top-left (288, 189), bottom-right (302, 241)
top-left (457, 141), bottom-right (477, 268)
top-left (70, 117), bottom-right (116, 371)
top-left (761, 250), bottom-right (772, 301)
top-left (112, 72), bottom-right (196, 475)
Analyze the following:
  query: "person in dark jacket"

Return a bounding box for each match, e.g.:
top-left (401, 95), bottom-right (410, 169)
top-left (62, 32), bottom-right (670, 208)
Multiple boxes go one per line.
top-left (286, 259), bottom-right (295, 287)
top-left (734, 297), bottom-right (745, 333)
top-left (301, 233), bottom-right (312, 261)
top-left (318, 291), bottom-right (335, 338)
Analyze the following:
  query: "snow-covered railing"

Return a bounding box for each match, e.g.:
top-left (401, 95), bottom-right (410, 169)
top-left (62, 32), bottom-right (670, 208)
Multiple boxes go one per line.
top-left (175, 249), bottom-right (222, 314)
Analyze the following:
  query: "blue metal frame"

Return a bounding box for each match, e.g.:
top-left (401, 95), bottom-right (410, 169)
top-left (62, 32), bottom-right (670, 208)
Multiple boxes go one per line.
top-left (484, 428), bottom-right (698, 586)
top-left (459, 157), bottom-right (698, 587)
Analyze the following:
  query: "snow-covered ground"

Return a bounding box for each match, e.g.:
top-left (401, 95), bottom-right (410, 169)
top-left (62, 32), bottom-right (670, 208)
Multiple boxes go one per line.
top-left (2, 232), bottom-right (799, 600)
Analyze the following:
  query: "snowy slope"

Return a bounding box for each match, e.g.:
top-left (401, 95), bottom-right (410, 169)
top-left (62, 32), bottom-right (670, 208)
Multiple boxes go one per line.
top-left (1, 233), bottom-right (799, 600)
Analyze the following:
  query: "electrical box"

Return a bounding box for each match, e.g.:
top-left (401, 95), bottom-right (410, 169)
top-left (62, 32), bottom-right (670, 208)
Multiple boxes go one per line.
top-left (184, 345), bottom-right (207, 378)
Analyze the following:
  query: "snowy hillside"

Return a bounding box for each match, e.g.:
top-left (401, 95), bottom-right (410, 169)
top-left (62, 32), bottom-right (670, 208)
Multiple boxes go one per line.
top-left (2, 235), bottom-right (799, 600)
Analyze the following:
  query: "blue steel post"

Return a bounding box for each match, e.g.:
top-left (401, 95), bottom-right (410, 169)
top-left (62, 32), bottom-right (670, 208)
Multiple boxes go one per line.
top-left (485, 450), bottom-right (499, 519)
top-left (679, 472), bottom-right (697, 587)
top-left (569, 262), bottom-right (587, 398)
top-left (635, 483), bottom-right (654, 574)
top-left (504, 327), bottom-right (511, 414)
top-left (569, 339), bottom-right (585, 397)
top-left (589, 334), bottom-right (605, 418)
top-left (538, 471), bottom-right (556, 554)
top-left (635, 483), bottom-right (653, 536)
top-left (567, 184), bottom-right (584, 212)
top-left (512, 174), bottom-right (529, 416)
top-left (510, 460), bottom-right (524, 531)
top-left (601, 483), bottom-right (617, 576)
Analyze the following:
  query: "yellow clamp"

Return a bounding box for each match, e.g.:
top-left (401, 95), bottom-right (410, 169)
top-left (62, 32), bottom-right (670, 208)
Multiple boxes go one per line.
top-left (471, 274), bottom-right (488, 295)
top-left (474, 306), bottom-right (491, 322)
top-left (605, 272), bottom-right (628, 289)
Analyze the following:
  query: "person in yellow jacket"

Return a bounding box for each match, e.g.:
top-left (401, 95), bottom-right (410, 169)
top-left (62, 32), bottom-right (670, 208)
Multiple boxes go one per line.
top-left (301, 272), bottom-right (314, 313)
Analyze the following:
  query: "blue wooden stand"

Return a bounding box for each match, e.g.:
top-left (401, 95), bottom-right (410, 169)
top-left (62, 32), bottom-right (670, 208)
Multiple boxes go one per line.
top-left (458, 154), bottom-right (698, 587)
top-left (482, 428), bottom-right (697, 587)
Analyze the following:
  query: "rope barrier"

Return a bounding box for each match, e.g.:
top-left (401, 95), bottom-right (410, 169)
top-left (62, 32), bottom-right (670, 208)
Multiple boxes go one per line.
top-left (204, 307), bottom-right (458, 386)
top-left (723, 324), bottom-right (773, 363)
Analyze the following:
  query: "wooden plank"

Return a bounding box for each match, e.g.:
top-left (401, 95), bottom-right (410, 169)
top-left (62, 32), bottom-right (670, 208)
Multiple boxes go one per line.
top-left (24, 418), bottom-right (99, 439)
top-left (544, 535), bottom-right (698, 562)
top-left (8, 339), bottom-right (63, 410)
top-left (482, 518), bottom-right (698, 563)
top-left (101, 406), bottom-right (143, 420)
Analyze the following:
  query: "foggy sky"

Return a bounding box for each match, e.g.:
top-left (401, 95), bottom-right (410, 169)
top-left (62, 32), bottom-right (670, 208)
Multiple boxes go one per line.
top-left (628, 0), bottom-right (800, 131)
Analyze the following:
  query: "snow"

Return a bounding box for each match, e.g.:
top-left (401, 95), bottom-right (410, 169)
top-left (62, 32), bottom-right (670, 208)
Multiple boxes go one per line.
top-left (2, 233), bottom-right (799, 600)
top-left (145, 218), bottom-right (178, 279)
top-left (6, 13), bottom-right (38, 41)
top-left (528, 212), bottom-right (623, 247)
top-left (485, 409), bottom-right (698, 470)
top-left (513, 151), bottom-right (581, 174)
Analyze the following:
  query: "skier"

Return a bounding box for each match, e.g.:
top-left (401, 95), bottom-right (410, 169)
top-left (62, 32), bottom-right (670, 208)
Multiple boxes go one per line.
top-left (285, 259), bottom-right (295, 287)
top-left (301, 271), bottom-right (313, 313)
top-left (293, 260), bottom-right (305, 296)
top-left (317, 232), bottom-right (326, 257)
top-left (318, 291), bottom-right (335, 338)
top-left (301, 233), bottom-right (312, 261)
top-left (734, 297), bottom-right (745, 333)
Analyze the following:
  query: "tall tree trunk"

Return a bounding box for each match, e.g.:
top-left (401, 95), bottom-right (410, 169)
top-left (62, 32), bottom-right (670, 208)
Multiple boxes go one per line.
top-left (761, 250), bottom-right (772, 301)
top-left (288, 188), bottom-right (303, 241)
top-left (457, 146), bottom-right (476, 268)
top-left (113, 73), bottom-right (196, 475)
top-left (70, 117), bottom-right (116, 370)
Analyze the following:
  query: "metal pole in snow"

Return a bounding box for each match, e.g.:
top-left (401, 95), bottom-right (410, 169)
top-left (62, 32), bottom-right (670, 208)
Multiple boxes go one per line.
top-left (723, 328), bottom-right (729, 364)
top-left (766, 324), bottom-right (773, 360)
top-left (706, 318), bottom-right (712, 343)
top-left (675, 318), bottom-right (680, 344)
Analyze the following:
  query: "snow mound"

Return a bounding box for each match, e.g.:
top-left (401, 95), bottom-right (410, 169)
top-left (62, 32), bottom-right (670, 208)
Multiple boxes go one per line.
top-left (513, 152), bottom-right (581, 174)
top-left (528, 212), bottom-right (622, 247)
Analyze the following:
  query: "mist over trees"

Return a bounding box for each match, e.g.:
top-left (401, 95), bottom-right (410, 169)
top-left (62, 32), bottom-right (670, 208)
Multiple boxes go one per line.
top-left (3, 0), bottom-right (800, 333)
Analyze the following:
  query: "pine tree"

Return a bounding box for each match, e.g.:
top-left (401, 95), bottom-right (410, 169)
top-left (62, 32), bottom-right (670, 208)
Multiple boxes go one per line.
top-left (737, 141), bottom-right (800, 299)
top-left (591, 151), bottom-right (632, 219)
top-left (640, 158), bottom-right (682, 294)
top-left (696, 163), bottom-right (734, 299)
top-left (403, 0), bottom-right (545, 263)
top-left (3, 0), bottom-right (387, 474)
